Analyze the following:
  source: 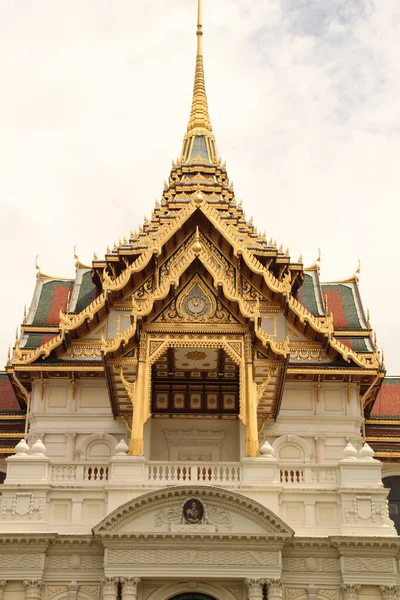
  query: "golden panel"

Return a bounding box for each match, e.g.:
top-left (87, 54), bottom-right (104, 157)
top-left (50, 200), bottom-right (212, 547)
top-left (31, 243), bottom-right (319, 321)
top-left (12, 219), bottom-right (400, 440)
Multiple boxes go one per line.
top-left (189, 392), bottom-right (202, 410)
top-left (173, 392), bottom-right (185, 409)
top-left (155, 392), bottom-right (168, 409)
top-left (223, 393), bottom-right (236, 410)
top-left (206, 393), bottom-right (218, 410)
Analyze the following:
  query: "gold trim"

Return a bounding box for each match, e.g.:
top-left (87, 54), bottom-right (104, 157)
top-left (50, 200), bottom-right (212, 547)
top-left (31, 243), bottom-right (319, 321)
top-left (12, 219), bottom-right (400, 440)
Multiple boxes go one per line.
top-left (365, 419), bottom-right (400, 425)
top-left (366, 437), bottom-right (400, 442)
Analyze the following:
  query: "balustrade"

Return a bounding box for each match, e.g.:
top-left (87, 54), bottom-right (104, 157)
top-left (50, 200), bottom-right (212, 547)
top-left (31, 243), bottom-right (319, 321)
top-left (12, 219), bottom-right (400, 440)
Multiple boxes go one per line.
top-left (49, 460), bottom-right (337, 487)
top-left (51, 463), bottom-right (109, 483)
top-left (147, 462), bottom-right (241, 484)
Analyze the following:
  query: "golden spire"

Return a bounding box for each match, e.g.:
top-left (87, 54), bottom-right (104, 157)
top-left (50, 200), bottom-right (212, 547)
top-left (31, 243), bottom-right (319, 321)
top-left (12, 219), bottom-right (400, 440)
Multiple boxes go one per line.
top-left (181, 0), bottom-right (217, 163)
top-left (187, 0), bottom-right (212, 133)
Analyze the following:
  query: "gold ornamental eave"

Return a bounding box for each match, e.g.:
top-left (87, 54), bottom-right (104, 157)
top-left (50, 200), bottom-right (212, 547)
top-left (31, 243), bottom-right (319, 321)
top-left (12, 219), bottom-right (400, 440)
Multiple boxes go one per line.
top-left (286, 366), bottom-right (380, 375)
top-left (11, 364), bottom-right (105, 373)
top-left (365, 419), bottom-right (400, 425)
top-left (0, 415), bottom-right (26, 420)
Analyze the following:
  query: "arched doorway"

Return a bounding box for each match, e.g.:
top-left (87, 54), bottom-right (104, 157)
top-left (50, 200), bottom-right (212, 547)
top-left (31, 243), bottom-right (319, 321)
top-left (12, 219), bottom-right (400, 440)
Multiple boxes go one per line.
top-left (168, 594), bottom-right (217, 600)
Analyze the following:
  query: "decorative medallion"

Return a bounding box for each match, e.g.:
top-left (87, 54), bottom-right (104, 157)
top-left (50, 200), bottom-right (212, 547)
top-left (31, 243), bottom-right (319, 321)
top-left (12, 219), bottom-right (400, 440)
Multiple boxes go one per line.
top-left (183, 498), bottom-right (204, 524)
top-left (181, 282), bottom-right (213, 320)
top-left (153, 274), bottom-right (239, 324)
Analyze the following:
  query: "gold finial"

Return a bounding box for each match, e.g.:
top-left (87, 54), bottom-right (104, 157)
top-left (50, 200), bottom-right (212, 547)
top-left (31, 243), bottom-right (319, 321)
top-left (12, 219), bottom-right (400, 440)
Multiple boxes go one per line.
top-left (35, 255), bottom-right (41, 278)
top-left (7, 345), bottom-right (11, 366)
top-left (66, 290), bottom-right (71, 313)
top-left (192, 226), bottom-right (202, 255)
top-left (23, 304), bottom-right (27, 324)
top-left (298, 254), bottom-right (303, 263)
top-left (106, 245), bottom-right (111, 253)
top-left (367, 308), bottom-right (371, 328)
top-left (93, 251), bottom-right (98, 260)
top-left (186, 0), bottom-right (212, 135)
top-left (355, 259), bottom-right (361, 281)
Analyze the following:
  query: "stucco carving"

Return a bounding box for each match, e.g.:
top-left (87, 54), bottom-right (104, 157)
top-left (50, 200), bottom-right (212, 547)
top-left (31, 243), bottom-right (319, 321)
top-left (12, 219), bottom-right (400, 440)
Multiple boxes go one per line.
top-left (79, 587), bottom-right (100, 600)
top-left (284, 557), bottom-right (339, 572)
top-left (343, 556), bottom-right (393, 572)
top-left (1, 553), bottom-right (42, 568)
top-left (285, 590), bottom-right (307, 600)
top-left (107, 549), bottom-right (279, 566)
top-left (380, 587), bottom-right (400, 600)
top-left (46, 554), bottom-right (102, 570)
top-left (154, 499), bottom-right (233, 531)
top-left (24, 581), bottom-right (44, 599)
top-left (101, 579), bottom-right (118, 595)
top-left (45, 586), bottom-right (68, 600)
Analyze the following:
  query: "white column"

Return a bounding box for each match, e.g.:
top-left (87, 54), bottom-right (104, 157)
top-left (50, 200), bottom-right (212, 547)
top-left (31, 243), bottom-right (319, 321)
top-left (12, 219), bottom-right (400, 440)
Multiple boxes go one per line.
top-left (24, 581), bottom-right (43, 600)
top-left (0, 581), bottom-right (7, 600)
top-left (121, 578), bottom-right (140, 600)
top-left (314, 436), bottom-right (325, 464)
top-left (341, 585), bottom-right (361, 600)
top-left (65, 432), bottom-right (77, 462)
top-left (266, 580), bottom-right (283, 600)
top-left (102, 578), bottom-right (119, 600)
top-left (245, 579), bottom-right (264, 600)
top-left (380, 587), bottom-right (399, 600)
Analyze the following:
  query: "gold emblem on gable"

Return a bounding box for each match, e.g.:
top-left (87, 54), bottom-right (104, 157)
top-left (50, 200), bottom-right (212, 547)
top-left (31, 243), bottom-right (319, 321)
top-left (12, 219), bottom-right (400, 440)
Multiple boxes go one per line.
top-left (153, 275), bottom-right (239, 324)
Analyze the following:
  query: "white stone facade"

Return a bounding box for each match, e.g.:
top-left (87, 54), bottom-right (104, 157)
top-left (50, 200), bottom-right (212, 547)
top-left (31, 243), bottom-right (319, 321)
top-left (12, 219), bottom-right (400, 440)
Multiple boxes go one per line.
top-left (1, 377), bottom-right (399, 598)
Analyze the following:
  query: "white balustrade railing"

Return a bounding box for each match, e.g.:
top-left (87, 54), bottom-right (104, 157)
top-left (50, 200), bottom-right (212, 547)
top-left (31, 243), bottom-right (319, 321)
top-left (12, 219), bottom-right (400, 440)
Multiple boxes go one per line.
top-left (51, 463), bottom-right (109, 484)
top-left (147, 462), bottom-right (241, 484)
top-left (279, 465), bottom-right (338, 485)
top-left (50, 461), bottom-right (337, 487)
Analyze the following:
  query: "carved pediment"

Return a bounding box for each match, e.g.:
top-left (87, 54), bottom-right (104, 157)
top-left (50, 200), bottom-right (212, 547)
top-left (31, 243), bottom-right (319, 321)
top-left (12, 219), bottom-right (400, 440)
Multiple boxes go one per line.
top-left (93, 486), bottom-right (294, 538)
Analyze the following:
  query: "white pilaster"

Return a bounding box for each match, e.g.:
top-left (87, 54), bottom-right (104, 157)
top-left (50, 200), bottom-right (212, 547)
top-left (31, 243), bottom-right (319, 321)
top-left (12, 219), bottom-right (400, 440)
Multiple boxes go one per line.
top-left (314, 436), bottom-right (325, 464)
top-left (0, 581), bottom-right (7, 600)
top-left (65, 432), bottom-right (77, 462)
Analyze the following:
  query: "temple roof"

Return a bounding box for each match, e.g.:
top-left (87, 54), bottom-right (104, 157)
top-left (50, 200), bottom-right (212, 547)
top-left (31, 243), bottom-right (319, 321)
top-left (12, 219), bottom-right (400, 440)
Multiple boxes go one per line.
top-left (0, 372), bottom-right (21, 413)
top-left (365, 377), bottom-right (400, 460)
top-left (0, 372), bottom-right (25, 458)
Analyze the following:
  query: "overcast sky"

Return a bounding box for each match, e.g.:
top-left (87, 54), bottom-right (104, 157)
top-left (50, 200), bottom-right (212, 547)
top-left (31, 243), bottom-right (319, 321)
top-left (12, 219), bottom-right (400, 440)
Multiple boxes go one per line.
top-left (1, 0), bottom-right (399, 373)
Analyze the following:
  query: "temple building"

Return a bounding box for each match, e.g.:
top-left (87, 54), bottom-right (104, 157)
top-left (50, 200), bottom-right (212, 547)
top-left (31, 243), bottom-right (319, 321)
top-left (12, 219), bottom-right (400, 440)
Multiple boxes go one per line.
top-left (2, 2), bottom-right (400, 599)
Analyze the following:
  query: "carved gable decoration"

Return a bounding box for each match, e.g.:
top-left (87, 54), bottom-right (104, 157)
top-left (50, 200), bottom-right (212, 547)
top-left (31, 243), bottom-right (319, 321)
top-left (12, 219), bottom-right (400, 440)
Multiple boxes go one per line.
top-left (93, 486), bottom-right (294, 537)
top-left (152, 275), bottom-right (240, 324)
